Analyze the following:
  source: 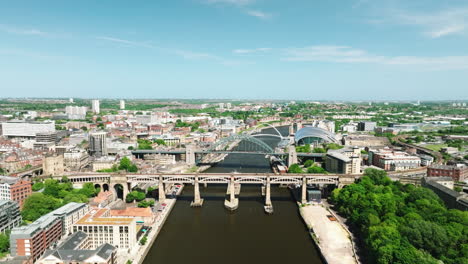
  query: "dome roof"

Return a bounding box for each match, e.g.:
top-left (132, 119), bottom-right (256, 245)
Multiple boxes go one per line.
top-left (294, 126), bottom-right (337, 144)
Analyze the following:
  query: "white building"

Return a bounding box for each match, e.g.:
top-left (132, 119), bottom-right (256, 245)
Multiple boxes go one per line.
top-left (92, 100), bottom-right (100, 114)
top-left (0, 121), bottom-right (55, 138)
top-left (51, 202), bottom-right (90, 236)
top-left (120, 100), bottom-right (125, 110)
top-left (72, 208), bottom-right (137, 249)
top-left (65, 106), bottom-right (87, 120)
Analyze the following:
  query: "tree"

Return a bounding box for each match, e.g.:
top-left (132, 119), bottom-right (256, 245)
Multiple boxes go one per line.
top-left (0, 232), bottom-right (9, 254)
top-left (313, 147), bottom-right (326, 153)
top-left (32, 182), bottom-right (44, 191)
top-left (288, 164), bottom-right (303, 173)
top-left (307, 166), bottom-right (326, 174)
top-left (304, 160), bottom-right (314, 168)
top-left (22, 193), bottom-right (61, 222)
top-left (154, 139), bottom-right (166, 146)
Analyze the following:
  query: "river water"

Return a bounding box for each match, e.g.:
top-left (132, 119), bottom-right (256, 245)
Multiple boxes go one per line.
top-left (143, 127), bottom-right (323, 264)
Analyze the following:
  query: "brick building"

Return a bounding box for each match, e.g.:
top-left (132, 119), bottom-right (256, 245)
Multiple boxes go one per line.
top-left (427, 165), bottom-right (468, 182)
top-left (0, 176), bottom-right (32, 209)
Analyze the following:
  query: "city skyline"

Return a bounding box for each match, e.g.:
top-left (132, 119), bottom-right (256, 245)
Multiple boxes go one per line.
top-left (1, 0), bottom-right (468, 100)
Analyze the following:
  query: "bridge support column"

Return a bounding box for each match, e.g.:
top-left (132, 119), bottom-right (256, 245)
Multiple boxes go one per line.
top-left (186, 144), bottom-right (196, 166)
top-left (289, 124), bottom-right (294, 135)
top-left (265, 177), bottom-right (271, 206)
top-left (296, 122), bottom-right (303, 131)
top-left (288, 147), bottom-right (298, 167)
top-left (191, 175), bottom-right (204, 207)
top-left (301, 176), bottom-right (307, 204)
top-left (224, 176), bottom-right (238, 211)
top-left (158, 175), bottom-right (165, 203)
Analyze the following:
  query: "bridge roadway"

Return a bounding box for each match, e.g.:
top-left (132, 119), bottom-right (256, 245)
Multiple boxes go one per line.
top-left (132, 149), bottom-right (324, 157)
top-left (55, 168), bottom-right (427, 211)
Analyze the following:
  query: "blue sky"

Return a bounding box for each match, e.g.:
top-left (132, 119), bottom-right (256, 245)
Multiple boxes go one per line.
top-left (1, 0), bottom-right (467, 100)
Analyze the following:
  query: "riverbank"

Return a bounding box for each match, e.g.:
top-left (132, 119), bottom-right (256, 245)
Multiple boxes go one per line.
top-left (298, 203), bottom-right (358, 264)
top-left (128, 185), bottom-right (182, 264)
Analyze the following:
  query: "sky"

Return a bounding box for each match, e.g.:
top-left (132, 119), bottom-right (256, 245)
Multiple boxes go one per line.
top-left (0, 0), bottom-right (468, 101)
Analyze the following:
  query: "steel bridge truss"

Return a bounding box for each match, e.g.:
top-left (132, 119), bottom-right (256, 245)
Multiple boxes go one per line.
top-left (204, 134), bottom-right (275, 154)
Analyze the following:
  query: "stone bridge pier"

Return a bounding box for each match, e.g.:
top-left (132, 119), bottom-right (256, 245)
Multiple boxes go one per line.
top-left (191, 175), bottom-right (204, 207)
top-left (158, 175), bottom-right (165, 202)
top-left (224, 176), bottom-right (239, 211)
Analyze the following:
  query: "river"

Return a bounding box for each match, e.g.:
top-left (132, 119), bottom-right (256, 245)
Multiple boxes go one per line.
top-left (142, 127), bottom-right (323, 264)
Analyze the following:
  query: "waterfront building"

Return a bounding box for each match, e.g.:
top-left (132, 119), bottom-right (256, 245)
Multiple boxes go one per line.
top-left (0, 176), bottom-right (32, 209)
top-left (10, 213), bottom-right (63, 262)
top-left (110, 207), bottom-right (155, 225)
top-left (10, 203), bottom-right (89, 261)
top-left (72, 208), bottom-right (137, 249)
top-left (89, 132), bottom-right (108, 157)
top-left (65, 106), bottom-right (88, 120)
top-left (92, 100), bottom-right (100, 114)
top-left (0, 121), bottom-right (55, 138)
top-left (0, 200), bottom-right (22, 232)
top-left (37, 231), bottom-right (116, 264)
top-left (325, 147), bottom-right (361, 174)
top-left (357, 121), bottom-right (377, 132)
top-left (427, 165), bottom-right (468, 182)
top-left (369, 148), bottom-right (421, 171)
top-left (295, 126), bottom-right (338, 146)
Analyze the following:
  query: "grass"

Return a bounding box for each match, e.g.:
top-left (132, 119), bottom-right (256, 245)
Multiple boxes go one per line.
top-left (422, 144), bottom-right (448, 151)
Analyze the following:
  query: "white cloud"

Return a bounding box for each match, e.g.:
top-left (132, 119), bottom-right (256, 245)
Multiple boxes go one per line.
top-left (245, 10), bottom-right (272, 19)
top-left (283, 45), bottom-right (468, 70)
top-left (96, 36), bottom-right (155, 48)
top-left (380, 7), bottom-right (468, 38)
top-left (0, 24), bottom-right (49, 36)
top-left (233, 47), bottom-right (272, 54)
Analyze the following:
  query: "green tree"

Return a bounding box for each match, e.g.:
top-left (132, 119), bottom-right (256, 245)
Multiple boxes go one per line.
top-left (21, 193), bottom-right (61, 222)
top-left (304, 160), bottom-right (315, 168)
top-left (307, 166), bottom-right (326, 174)
top-left (31, 182), bottom-right (44, 191)
top-left (0, 232), bottom-right (9, 254)
top-left (288, 164), bottom-right (303, 173)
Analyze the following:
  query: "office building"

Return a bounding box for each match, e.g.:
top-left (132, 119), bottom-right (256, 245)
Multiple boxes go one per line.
top-left (119, 100), bottom-right (125, 110)
top-left (10, 214), bottom-right (63, 262)
top-left (38, 231), bottom-right (116, 264)
top-left (65, 106), bottom-right (87, 120)
top-left (0, 121), bottom-right (55, 138)
top-left (64, 148), bottom-right (90, 171)
top-left (92, 100), bottom-right (100, 114)
top-left (369, 148), bottom-right (421, 171)
top-left (427, 165), bottom-right (468, 182)
top-left (72, 208), bottom-right (137, 249)
top-left (0, 176), bottom-right (32, 209)
top-left (89, 132), bottom-right (107, 157)
top-left (0, 200), bottom-right (22, 232)
top-left (10, 203), bottom-right (89, 261)
top-left (357, 121), bottom-right (377, 132)
top-left (325, 147), bottom-right (361, 174)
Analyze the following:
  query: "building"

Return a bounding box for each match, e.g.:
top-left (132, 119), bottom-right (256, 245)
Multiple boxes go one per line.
top-left (369, 148), bottom-right (421, 171)
top-left (110, 207), bottom-right (155, 225)
top-left (295, 126), bottom-right (338, 146)
top-left (92, 156), bottom-right (115, 171)
top-left (42, 155), bottom-right (64, 176)
top-left (422, 178), bottom-right (467, 211)
top-left (91, 100), bottom-right (100, 114)
top-left (72, 208), bottom-right (137, 249)
top-left (357, 121), bottom-right (377, 132)
top-left (325, 147), bottom-right (361, 174)
top-left (10, 214), bottom-right (63, 262)
top-left (36, 132), bottom-right (58, 144)
top-left (65, 106), bottom-right (87, 120)
top-left (119, 100), bottom-right (125, 110)
top-left (0, 121), bottom-right (55, 138)
top-left (0, 176), bottom-right (32, 209)
top-left (89, 132), bottom-right (107, 157)
top-left (64, 148), bottom-right (89, 171)
top-left (0, 200), bottom-right (22, 232)
top-left (51, 202), bottom-right (90, 236)
top-left (37, 231), bottom-right (116, 264)
top-left (10, 203), bottom-right (89, 261)
top-left (343, 135), bottom-right (390, 147)
top-left (427, 165), bottom-right (468, 182)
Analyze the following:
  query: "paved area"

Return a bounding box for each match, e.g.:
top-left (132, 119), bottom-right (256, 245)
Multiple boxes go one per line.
top-left (300, 204), bottom-right (357, 264)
